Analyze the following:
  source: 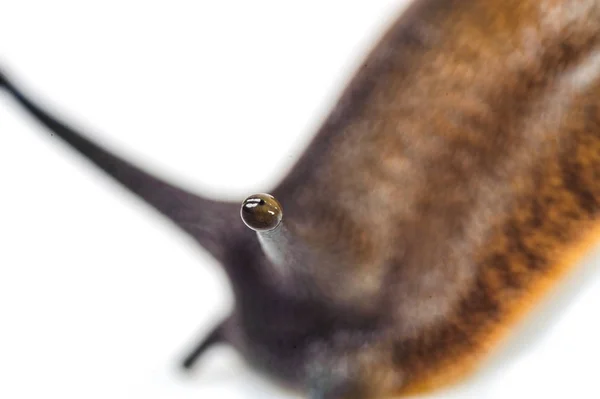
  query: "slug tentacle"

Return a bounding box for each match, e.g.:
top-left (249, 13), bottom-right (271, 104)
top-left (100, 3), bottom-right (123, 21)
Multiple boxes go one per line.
top-left (0, 69), bottom-right (238, 262)
top-left (241, 193), bottom-right (291, 268)
top-left (181, 320), bottom-right (227, 370)
top-left (240, 193), bottom-right (323, 292)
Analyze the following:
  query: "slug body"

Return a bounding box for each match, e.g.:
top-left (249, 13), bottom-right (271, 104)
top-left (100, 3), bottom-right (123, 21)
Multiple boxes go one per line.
top-left (2, 0), bottom-right (600, 397)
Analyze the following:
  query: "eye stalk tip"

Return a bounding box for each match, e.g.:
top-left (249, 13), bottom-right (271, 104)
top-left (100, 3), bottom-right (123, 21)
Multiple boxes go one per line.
top-left (241, 193), bottom-right (283, 232)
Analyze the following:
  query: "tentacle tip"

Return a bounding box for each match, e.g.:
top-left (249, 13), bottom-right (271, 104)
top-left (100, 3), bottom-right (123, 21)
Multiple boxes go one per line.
top-left (241, 193), bottom-right (283, 232)
top-left (180, 358), bottom-right (196, 371)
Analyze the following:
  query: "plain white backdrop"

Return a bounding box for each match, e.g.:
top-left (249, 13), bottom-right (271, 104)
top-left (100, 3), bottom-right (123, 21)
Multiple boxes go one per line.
top-left (1, 1), bottom-right (600, 398)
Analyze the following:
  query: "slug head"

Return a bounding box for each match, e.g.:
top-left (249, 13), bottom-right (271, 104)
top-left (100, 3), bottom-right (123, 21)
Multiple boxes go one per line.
top-left (0, 71), bottom-right (391, 398)
top-left (186, 193), bottom-right (388, 398)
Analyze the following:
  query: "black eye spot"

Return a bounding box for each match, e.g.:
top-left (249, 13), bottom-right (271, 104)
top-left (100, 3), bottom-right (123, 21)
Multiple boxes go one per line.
top-left (240, 193), bottom-right (283, 232)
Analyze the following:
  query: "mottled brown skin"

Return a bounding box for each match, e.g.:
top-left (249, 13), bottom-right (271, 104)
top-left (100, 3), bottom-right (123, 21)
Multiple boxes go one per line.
top-left (2, 0), bottom-right (600, 398)
top-left (275, 0), bottom-right (600, 395)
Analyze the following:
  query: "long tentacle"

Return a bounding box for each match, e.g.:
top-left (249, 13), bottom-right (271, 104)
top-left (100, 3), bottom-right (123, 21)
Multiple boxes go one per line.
top-left (0, 69), bottom-right (238, 262)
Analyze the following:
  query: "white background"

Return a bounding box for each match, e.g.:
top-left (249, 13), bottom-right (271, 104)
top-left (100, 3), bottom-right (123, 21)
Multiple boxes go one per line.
top-left (1, 1), bottom-right (600, 398)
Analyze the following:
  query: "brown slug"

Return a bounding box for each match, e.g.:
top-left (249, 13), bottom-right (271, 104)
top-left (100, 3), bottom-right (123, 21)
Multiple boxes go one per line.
top-left (2, 0), bottom-right (600, 397)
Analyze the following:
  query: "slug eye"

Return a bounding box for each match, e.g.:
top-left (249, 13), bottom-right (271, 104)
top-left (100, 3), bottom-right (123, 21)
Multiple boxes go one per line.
top-left (241, 193), bottom-right (283, 232)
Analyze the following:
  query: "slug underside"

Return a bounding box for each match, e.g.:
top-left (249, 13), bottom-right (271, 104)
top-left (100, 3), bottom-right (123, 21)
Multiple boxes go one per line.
top-left (2, 0), bottom-right (600, 398)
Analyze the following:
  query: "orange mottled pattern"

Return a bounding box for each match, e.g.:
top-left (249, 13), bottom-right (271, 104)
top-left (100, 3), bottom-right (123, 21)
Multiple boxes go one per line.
top-left (390, 25), bottom-right (600, 398)
top-left (396, 95), bottom-right (600, 394)
top-left (350, 0), bottom-right (600, 396)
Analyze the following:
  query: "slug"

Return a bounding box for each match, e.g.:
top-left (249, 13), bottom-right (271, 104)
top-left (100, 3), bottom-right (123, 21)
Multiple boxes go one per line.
top-left (2, 0), bottom-right (600, 398)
